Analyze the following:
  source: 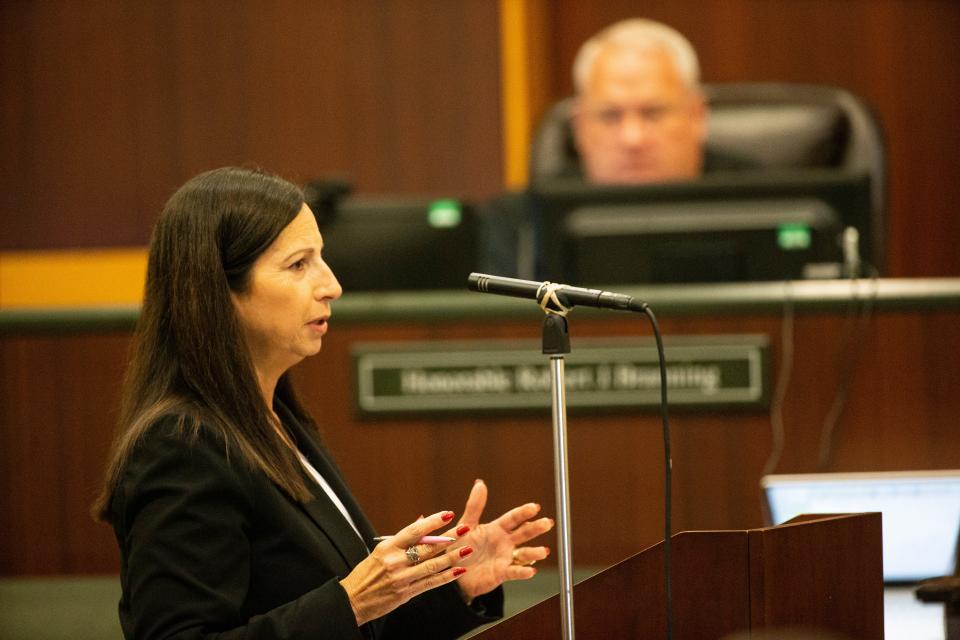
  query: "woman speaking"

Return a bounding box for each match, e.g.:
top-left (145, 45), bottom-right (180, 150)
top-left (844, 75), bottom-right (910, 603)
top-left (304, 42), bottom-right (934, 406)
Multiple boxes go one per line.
top-left (94, 167), bottom-right (552, 639)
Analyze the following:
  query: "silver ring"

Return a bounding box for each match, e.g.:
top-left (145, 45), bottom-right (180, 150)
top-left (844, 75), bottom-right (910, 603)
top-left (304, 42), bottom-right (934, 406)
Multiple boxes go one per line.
top-left (406, 545), bottom-right (421, 565)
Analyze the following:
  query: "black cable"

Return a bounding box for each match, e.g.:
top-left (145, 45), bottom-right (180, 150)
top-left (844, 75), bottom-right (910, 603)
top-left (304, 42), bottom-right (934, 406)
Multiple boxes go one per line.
top-left (816, 266), bottom-right (880, 471)
top-left (642, 305), bottom-right (673, 640)
top-left (764, 281), bottom-right (795, 478)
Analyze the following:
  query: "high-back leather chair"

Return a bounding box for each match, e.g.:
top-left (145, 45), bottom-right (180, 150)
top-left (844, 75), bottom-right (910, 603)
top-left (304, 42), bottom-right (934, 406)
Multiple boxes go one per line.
top-left (528, 83), bottom-right (887, 272)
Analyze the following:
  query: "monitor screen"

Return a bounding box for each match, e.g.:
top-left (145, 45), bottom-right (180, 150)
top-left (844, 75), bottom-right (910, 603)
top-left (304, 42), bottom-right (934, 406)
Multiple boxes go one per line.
top-left (531, 170), bottom-right (873, 286)
top-left (762, 470), bottom-right (960, 583)
top-left (316, 196), bottom-right (478, 292)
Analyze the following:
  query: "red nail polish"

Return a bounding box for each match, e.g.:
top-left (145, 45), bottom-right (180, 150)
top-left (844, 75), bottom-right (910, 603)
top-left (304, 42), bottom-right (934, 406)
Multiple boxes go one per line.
top-left (453, 567), bottom-right (467, 577)
top-left (459, 546), bottom-right (473, 558)
top-left (456, 525), bottom-right (470, 536)
top-left (441, 512), bottom-right (455, 522)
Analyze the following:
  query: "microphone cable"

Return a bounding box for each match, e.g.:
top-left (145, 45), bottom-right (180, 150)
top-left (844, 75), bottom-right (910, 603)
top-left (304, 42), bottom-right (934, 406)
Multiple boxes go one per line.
top-left (762, 267), bottom-right (880, 479)
top-left (816, 266), bottom-right (880, 471)
top-left (763, 280), bottom-right (795, 478)
top-left (639, 305), bottom-right (674, 640)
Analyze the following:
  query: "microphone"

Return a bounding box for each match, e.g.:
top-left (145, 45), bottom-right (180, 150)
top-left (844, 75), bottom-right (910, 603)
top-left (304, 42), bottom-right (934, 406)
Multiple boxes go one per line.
top-left (467, 272), bottom-right (648, 313)
top-left (842, 226), bottom-right (861, 278)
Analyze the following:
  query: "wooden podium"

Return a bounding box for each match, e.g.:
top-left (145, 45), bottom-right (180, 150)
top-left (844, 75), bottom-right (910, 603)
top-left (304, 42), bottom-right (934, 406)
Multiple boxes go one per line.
top-left (475, 513), bottom-right (883, 639)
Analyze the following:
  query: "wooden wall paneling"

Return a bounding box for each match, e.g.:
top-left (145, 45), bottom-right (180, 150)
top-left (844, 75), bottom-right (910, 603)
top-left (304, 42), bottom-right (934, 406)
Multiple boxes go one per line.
top-left (3, 302), bottom-right (960, 574)
top-left (57, 334), bottom-right (129, 573)
top-left (293, 307), bottom-right (960, 566)
top-left (0, 334), bottom-right (127, 575)
top-left (0, 337), bottom-right (69, 574)
top-left (920, 312), bottom-right (960, 467)
top-left (0, 1), bottom-right (502, 251)
top-left (876, 3), bottom-right (960, 278)
top-left (0, 2), bottom-right (158, 249)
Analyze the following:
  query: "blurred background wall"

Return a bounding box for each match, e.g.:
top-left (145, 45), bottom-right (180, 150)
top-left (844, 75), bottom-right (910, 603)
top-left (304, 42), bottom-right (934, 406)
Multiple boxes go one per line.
top-left (0, 0), bottom-right (503, 252)
top-left (2, 0), bottom-right (958, 274)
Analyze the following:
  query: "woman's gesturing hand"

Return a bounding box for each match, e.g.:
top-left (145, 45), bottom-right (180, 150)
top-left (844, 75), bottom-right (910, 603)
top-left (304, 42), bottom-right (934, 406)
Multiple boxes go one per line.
top-left (449, 480), bottom-right (555, 602)
top-left (339, 511), bottom-right (472, 626)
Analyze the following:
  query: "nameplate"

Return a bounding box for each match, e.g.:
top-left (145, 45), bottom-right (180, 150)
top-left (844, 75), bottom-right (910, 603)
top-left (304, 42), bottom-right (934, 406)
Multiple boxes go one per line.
top-left (352, 335), bottom-right (768, 415)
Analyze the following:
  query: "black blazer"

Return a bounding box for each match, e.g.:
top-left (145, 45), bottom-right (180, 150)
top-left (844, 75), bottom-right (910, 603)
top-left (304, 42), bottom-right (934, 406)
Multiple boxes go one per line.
top-left (110, 402), bottom-right (501, 639)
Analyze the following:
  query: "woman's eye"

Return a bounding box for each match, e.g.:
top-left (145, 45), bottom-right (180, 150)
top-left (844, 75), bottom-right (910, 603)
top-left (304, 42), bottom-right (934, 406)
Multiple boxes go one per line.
top-left (291, 259), bottom-right (307, 271)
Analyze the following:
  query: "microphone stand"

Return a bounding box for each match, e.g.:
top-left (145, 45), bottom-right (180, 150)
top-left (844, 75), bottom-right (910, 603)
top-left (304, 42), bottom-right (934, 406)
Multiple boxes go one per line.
top-left (467, 274), bottom-right (673, 638)
top-left (542, 313), bottom-right (576, 640)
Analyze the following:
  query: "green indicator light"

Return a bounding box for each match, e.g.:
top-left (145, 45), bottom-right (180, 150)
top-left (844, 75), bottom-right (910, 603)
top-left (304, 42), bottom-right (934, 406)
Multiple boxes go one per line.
top-left (427, 199), bottom-right (462, 228)
top-left (777, 223), bottom-right (811, 250)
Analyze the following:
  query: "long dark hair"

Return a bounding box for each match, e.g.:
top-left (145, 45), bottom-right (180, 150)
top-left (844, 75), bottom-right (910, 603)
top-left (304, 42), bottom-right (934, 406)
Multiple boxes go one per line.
top-left (94, 167), bottom-right (317, 520)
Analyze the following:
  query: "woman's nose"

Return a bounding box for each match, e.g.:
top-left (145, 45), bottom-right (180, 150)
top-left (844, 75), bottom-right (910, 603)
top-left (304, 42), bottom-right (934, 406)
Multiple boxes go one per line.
top-left (314, 261), bottom-right (343, 301)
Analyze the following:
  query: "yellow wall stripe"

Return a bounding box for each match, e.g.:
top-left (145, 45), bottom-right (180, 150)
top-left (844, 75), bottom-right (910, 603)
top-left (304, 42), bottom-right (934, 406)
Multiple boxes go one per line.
top-left (0, 248), bottom-right (147, 308)
top-left (500, 0), bottom-right (532, 189)
top-left (499, 0), bottom-right (549, 190)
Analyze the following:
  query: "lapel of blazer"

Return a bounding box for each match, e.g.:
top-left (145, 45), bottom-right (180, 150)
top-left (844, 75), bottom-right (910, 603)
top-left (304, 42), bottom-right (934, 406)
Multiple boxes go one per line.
top-left (275, 400), bottom-right (375, 568)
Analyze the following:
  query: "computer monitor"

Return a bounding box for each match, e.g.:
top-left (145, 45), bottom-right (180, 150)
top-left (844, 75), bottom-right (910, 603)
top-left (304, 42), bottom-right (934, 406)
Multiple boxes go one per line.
top-left (316, 196), bottom-right (478, 292)
top-left (531, 170), bottom-right (874, 286)
top-left (762, 470), bottom-right (960, 583)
